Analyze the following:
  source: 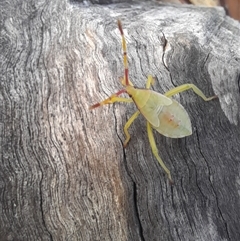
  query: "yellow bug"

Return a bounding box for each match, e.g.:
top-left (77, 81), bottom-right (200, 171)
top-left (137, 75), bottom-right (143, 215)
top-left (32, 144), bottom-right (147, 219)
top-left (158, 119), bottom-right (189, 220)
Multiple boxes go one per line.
top-left (90, 20), bottom-right (217, 183)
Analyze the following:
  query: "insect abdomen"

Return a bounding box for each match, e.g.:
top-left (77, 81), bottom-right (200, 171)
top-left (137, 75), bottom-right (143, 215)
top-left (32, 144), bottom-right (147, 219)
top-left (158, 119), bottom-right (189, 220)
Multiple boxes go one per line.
top-left (153, 100), bottom-right (192, 138)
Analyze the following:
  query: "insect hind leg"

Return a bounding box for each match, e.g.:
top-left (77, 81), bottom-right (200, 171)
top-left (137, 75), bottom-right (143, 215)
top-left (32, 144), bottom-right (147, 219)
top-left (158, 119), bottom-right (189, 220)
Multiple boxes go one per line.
top-left (147, 121), bottom-right (173, 184)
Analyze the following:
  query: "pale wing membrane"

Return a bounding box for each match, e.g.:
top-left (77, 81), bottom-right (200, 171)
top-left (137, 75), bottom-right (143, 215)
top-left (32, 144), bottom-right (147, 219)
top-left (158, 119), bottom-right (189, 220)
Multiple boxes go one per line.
top-left (140, 91), bottom-right (172, 127)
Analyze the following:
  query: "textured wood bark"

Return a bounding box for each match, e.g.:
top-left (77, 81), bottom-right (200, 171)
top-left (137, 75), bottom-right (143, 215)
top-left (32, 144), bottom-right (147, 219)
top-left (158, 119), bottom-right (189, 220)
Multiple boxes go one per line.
top-left (1, 0), bottom-right (240, 240)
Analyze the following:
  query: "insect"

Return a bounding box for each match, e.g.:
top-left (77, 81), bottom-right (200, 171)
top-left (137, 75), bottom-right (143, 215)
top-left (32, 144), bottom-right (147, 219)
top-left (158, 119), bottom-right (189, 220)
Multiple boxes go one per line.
top-left (90, 20), bottom-right (217, 183)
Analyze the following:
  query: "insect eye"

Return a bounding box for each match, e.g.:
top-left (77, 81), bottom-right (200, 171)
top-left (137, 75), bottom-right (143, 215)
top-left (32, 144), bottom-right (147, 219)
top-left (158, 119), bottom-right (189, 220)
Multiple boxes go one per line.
top-left (129, 94), bottom-right (132, 98)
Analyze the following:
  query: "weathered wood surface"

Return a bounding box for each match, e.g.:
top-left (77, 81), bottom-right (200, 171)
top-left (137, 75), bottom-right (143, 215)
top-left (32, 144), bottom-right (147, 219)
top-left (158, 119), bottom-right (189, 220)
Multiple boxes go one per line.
top-left (1, 0), bottom-right (240, 240)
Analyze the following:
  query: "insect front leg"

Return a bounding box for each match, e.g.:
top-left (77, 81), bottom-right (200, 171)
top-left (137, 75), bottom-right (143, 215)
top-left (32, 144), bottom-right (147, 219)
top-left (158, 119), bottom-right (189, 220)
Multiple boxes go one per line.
top-left (146, 121), bottom-right (173, 184)
top-left (90, 94), bottom-right (133, 109)
top-left (123, 110), bottom-right (140, 147)
top-left (120, 77), bottom-right (134, 87)
top-left (146, 75), bottom-right (155, 89)
top-left (164, 83), bottom-right (217, 101)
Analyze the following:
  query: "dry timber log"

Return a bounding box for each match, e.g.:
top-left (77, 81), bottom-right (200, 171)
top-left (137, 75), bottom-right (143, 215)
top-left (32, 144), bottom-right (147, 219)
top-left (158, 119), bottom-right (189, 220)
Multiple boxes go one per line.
top-left (1, 0), bottom-right (240, 240)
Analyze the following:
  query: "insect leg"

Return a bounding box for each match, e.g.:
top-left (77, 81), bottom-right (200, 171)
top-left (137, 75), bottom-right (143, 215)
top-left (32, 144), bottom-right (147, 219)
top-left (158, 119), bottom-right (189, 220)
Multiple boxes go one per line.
top-left (145, 75), bottom-right (155, 89)
top-left (123, 110), bottom-right (140, 147)
top-left (147, 121), bottom-right (173, 183)
top-left (164, 83), bottom-right (217, 101)
top-left (120, 77), bottom-right (134, 87)
top-left (90, 95), bottom-right (133, 110)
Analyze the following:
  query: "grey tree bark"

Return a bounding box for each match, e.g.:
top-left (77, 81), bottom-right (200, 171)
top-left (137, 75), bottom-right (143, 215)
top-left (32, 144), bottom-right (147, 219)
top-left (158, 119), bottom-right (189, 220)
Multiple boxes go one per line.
top-left (1, 0), bottom-right (240, 240)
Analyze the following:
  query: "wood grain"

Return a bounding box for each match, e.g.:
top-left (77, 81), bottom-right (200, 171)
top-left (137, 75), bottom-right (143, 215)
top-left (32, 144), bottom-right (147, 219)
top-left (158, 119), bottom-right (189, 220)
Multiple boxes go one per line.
top-left (1, 1), bottom-right (240, 240)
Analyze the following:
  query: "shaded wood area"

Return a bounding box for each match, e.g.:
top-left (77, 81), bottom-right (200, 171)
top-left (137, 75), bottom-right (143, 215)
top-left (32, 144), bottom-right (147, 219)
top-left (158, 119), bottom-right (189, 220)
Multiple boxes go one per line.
top-left (1, 0), bottom-right (240, 240)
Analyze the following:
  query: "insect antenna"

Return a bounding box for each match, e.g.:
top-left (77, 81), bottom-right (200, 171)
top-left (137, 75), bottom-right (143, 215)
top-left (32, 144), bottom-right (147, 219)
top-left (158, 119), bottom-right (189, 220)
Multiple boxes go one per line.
top-left (117, 19), bottom-right (130, 86)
